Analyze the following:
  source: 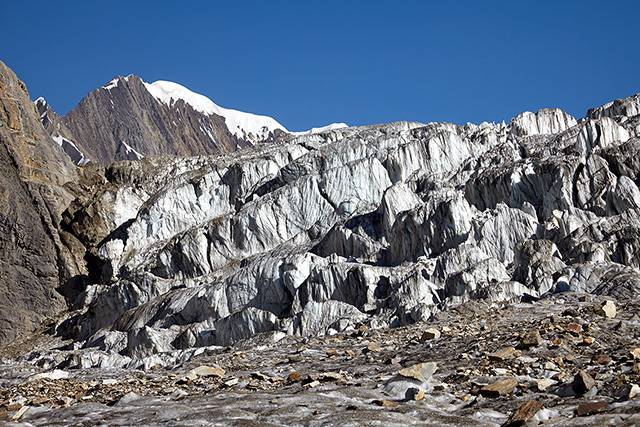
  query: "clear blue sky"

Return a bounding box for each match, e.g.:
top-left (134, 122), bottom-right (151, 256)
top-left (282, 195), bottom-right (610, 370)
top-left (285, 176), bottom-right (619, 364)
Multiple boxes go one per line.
top-left (4, 1), bottom-right (639, 132)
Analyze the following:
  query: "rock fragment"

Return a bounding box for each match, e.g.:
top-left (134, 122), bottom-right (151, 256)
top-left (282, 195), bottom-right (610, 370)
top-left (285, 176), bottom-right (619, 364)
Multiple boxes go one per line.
top-left (479, 378), bottom-right (518, 397)
top-left (566, 323), bottom-right (582, 335)
top-left (320, 372), bottom-right (343, 382)
top-left (576, 401), bottom-right (610, 416)
top-left (10, 406), bottom-right (29, 422)
top-left (551, 338), bottom-right (563, 347)
top-left (616, 383), bottom-right (640, 400)
top-left (488, 347), bottom-right (520, 362)
top-left (366, 342), bottom-right (380, 352)
top-left (629, 348), bottom-right (640, 360)
top-left (398, 362), bottom-right (437, 382)
top-left (405, 387), bottom-right (425, 401)
top-left (504, 400), bottom-right (544, 427)
top-left (592, 355), bottom-right (612, 365)
top-left (595, 300), bottom-right (616, 319)
top-left (582, 337), bottom-right (595, 345)
top-left (520, 330), bottom-right (541, 348)
top-left (287, 373), bottom-right (302, 383)
top-left (223, 378), bottom-right (239, 387)
top-left (187, 365), bottom-right (225, 379)
top-left (251, 372), bottom-right (269, 381)
top-left (536, 378), bottom-right (553, 392)
top-left (572, 370), bottom-right (596, 395)
top-left (631, 384), bottom-right (640, 399)
top-left (420, 328), bottom-right (441, 341)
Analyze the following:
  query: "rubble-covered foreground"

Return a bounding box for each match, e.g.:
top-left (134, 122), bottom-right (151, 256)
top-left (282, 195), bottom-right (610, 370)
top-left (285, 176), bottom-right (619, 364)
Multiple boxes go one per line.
top-left (1, 293), bottom-right (639, 426)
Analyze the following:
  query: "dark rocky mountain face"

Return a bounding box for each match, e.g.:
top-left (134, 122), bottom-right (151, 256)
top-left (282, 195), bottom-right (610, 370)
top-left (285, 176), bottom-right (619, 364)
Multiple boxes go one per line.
top-left (36, 98), bottom-right (89, 166)
top-left (0, 60), bottom-right (85, 345)
top-left (37, 75), bottom-right (287, 166)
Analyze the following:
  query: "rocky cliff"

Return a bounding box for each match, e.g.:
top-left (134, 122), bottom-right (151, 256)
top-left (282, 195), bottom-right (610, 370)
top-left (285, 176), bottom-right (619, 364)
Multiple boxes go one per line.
top-left (37, 76), bottom-right (289, 166)
top-left (0, 60), bottom-right (84, 345)
top-left (23, 89), bottom-right (635, 370)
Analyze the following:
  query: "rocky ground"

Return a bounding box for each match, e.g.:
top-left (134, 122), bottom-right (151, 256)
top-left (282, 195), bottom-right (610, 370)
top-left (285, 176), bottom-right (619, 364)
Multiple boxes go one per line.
top-left (1, 292), bottom-right (638, 426)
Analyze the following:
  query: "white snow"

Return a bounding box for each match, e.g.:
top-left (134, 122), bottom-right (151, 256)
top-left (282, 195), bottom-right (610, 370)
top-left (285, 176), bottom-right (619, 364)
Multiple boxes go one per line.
top-left (121, 141), bottom-right (144, 160)
top-left (141, 78), bottom-right (351, 141)
top-left (52, 135), bottom-right (91, 165)
top-left (290, 123), bottom-right (349, 136)
top-left (601, 101), bottom-right (614, 109)
top-left (34, 97), bottom-right (48, 118)
top-left (103, 78), bottom-right (120, 91)
top-left (143, 80), bottom-right (287, 141)
top-left (52, 134), bottom-right (64, 147)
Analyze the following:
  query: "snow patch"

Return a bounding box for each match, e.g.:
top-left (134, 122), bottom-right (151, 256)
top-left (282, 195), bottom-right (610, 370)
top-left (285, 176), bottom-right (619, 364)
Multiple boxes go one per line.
top-left (601, 101), bottom-right (614, 110)
top-left (103, 78), bottom-right (120, 91)
top-left (121, 141), bottom-right (144, 160)
top-left (52, 135), bottom-right (90, 165)
top-left (142, 78), bottom-right (352, 141)
top-left (52, 134), bottom-right (64, 147)
top-left (290, 123), bottom-right (349, 136)
top-left (34, 97), bottom-right (48, 118)
top-left (143, 80), bottom-right (287, 142)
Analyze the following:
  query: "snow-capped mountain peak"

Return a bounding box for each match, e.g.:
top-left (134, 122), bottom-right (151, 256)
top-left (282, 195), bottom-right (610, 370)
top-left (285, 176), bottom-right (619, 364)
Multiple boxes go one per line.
top-left (35, 74), bottom-right (353, 166)
top-left (143, 80), bottom-right (287, 141)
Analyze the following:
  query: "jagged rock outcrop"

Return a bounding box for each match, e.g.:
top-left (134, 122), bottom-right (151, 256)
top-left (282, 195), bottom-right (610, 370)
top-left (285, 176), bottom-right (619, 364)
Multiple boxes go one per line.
top-left (36, 76), bottom-right (289, 166)
top-left (36, 97), bottom-right (90, 166)
top-left (0, 60), bottom-right (82, 345)
top-left (37, 90), bottom-right (640, 369)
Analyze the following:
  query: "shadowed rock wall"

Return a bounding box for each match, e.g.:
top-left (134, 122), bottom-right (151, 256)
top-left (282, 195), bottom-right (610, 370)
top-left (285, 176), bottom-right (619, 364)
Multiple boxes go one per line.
top-left (0, 60), bottom-right (80, 345)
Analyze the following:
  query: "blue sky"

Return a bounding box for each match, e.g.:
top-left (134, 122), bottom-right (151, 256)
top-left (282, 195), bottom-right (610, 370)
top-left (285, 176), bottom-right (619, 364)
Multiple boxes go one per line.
top-left (4, 1), bottom-right (639, 131)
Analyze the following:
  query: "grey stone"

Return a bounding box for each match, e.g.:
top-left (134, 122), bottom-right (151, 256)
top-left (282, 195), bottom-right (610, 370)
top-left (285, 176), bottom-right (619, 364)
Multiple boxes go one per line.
top-left (0, 60), bottom-right (81, 346)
